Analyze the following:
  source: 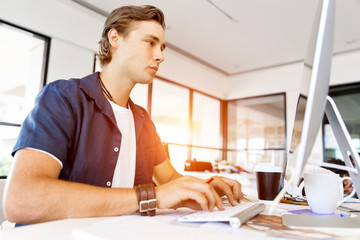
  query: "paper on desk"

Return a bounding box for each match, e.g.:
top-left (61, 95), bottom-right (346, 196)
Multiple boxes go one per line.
top-left (244, 214), bottom-right (342, 240)
top-left (239, 202), bottom-right (360, 240)
top-left (72, 217), bottom-right (207, 240)
top-left (72, 209), bottom-right (266, 240)
top-left (338, 199), bottom-right (360, 212)
top-left (198, 222), bottom-right (266, 238)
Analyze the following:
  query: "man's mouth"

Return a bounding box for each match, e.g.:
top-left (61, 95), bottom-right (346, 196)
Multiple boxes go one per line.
top-left (149, 66), bottom-right (158, 73)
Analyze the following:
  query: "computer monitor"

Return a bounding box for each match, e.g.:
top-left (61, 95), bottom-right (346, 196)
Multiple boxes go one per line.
top-left (269, 0), bottom-right (360, 215)
top-left (267, 0), bottom-right (335, 208)
top-left (282, 0), bottom-right (360, 200)
top-left (286, 0), bottom-right (335, 186)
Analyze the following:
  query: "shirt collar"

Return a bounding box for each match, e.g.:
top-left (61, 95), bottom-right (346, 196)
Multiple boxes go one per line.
top-left (79, 72), bottom-right (145, 139)
top-left (79, 72), bottom-right (104, 108)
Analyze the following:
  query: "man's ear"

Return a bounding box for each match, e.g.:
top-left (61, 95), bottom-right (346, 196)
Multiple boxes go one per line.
top-left (108, 29), bottom-right (121, 48)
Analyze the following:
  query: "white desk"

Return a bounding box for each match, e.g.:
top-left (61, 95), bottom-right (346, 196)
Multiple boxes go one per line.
top-left (2, 198), bottom-right (360, 240)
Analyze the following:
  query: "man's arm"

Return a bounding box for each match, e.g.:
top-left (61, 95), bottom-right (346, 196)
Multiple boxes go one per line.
top-left (153, 158), bottom-right (182, 185)
top-left (4, 148), bottom-right (139, 224)
top-left (5, 150), bottom-right (224, 223)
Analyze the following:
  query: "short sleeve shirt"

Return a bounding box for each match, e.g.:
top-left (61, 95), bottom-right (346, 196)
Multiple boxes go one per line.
top-left (12, 72), bottom-right (167, 187)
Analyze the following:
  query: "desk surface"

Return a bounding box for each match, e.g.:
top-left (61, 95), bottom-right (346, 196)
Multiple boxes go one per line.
top-left (2, 196), bottom-right (360, 240)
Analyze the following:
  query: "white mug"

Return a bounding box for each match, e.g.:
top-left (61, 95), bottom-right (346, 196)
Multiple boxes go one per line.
top-left (304, 172), bottom-right (356, 214)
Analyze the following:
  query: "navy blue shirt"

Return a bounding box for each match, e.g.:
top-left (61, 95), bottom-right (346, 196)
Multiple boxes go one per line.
top-left (12, 72), bottom-right (166, 187)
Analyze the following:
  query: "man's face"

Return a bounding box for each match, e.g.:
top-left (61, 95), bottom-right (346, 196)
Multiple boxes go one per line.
top-left (113, 20), bottom-right (166, 85)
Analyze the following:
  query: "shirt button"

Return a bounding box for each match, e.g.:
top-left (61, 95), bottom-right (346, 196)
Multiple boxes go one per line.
top-left (114, 147), bottom-right (119, 152)
top-left (107, 181), bottom-right (111, 187)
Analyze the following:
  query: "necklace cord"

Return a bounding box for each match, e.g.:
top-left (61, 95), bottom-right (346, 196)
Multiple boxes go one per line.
top-left (99, 77), bottom-right (116, 103)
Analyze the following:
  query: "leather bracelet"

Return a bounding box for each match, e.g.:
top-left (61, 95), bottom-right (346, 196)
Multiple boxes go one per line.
top-left (135, 183), bottom-right (157, 216)
top-left (147, 184), bottom-right (156, 216)
top-left (139, 184), bottom-right (148, 216)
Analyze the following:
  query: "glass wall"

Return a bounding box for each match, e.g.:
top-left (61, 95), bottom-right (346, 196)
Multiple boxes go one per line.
top-left (130, 84), bottom-right (148, 110)
top-left (151, 79), bottom-right (190, 145)
top-left (192, 92), bottom-right (221, 148)
top-left (150, 78), bottom-right (223, 172)
top-left (324, 83), bottom-right (360, 161)
top-left (227, 94), bottom-right (286, 171)
top-left (0, 126), bottom-right (20, 176)
top-left (151, 79), bottom-right (190, 172)
top-left (191, 92), bottom-right (221, 169)
top-left (0, 21), bottom-right (50, 177)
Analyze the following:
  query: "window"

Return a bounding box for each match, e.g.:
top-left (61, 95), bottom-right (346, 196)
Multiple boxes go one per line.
top-left (130, 84), bottom-right (148, 110)
top-left (227, 94), bottom-right (286, 171)
top-left (151, 79), bottom-right (189, 171)
top-left (192, 92), bottom-right (221, 148)
top-left (150, 78), bottom-right (223, 172)
top-left (151, 79), bottom-right (190, 145)
top-left (0, 126), bottom-right (20, 176)
top-left (191, 92), bottom-right (222, 166)
top-left (0, 21), bottom-right (50, 176)
top-left (323, 83), bottom-right (360, 161)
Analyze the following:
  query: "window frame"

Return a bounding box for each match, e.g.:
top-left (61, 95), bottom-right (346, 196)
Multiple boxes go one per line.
top-left (152, 75), bottom-right (225, 162)
top-left (225, 92), bottom-right (287, 167)
top-left (0, 19), bottom-right (51, 91)
top-left (0, 19), bottom-right (51, 177)
top-left (322, 81), bottom-right (360, 161)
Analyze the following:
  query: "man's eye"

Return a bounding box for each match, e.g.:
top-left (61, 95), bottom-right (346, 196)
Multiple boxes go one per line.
top-left (146, 40), bottom-right (154, 46)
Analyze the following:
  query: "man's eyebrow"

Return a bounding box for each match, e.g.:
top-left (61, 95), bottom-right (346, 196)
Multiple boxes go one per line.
top-left (146, 34), bottom-right (166, 50)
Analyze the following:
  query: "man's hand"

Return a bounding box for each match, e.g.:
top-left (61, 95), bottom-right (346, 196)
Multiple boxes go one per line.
top-left (155, 175), bottom-right (243, 211)
top-left (343, 179), bottom-right (354, 195)
top-left (208, 176), bottom-right (243, 206)
top-left (155, 176), bottom-right (224, 211)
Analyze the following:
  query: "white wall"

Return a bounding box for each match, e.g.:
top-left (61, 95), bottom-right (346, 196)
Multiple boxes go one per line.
top-left (331, 50), bottom-right (360, 86)
top-left (47, 38), bottom-right (94, 82)
top-left (226, 50), bottom-right (360, 100)
top-left (158, 48), bottom-right (227, 99)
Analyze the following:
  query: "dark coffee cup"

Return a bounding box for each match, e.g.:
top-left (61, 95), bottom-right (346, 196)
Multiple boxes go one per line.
top-left (255, 165), bottom-right (282, 201)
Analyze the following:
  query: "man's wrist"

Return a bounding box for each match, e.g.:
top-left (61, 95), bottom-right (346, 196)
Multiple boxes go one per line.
top-left (134, 183), bottom-right (157, 216)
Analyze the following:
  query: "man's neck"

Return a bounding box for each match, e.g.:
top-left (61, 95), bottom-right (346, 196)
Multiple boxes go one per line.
top-left (99, 66), bottom-right (135, 108)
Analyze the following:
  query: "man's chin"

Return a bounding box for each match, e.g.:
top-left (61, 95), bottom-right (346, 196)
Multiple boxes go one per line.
top-left (138, 76), bottom-right (155, 84)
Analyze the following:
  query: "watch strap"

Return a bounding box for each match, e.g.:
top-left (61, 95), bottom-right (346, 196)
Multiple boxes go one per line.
top-left (135, 183), bottom-right (157, 216)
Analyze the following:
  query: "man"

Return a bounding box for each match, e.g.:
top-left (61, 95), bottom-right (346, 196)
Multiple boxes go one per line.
top-left (323, 158), bottom-right (355, 196)
top-left (4, 5), bottom-right (243, 224)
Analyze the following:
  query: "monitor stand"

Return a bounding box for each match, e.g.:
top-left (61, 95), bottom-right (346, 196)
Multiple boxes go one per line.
top-left (271, 96), bottom-right (360, 214)
top-left (282, 96), bottom-right (360, 229)
top-left (324, 96), bottom-right (360, 195)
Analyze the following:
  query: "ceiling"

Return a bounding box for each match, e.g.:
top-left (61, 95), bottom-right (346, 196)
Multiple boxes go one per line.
top-left (71, 0), bottom-right (360, 76)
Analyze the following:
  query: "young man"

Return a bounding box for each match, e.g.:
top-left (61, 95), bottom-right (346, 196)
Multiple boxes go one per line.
top-left (4, 5), bottom-right (243, 224)
top-left (323, 158), bottom-right (355, 196)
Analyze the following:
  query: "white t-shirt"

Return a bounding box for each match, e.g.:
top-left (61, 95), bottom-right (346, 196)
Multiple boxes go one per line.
top-left (109, 100), bottom-right (136, 188)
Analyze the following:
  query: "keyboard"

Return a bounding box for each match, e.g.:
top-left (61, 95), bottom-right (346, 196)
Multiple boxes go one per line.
top-left (177, 202), bottom-right (265, 228)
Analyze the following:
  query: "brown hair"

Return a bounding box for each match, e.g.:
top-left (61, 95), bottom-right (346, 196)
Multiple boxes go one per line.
top-left (98, 5), bottom-right (165, 67)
